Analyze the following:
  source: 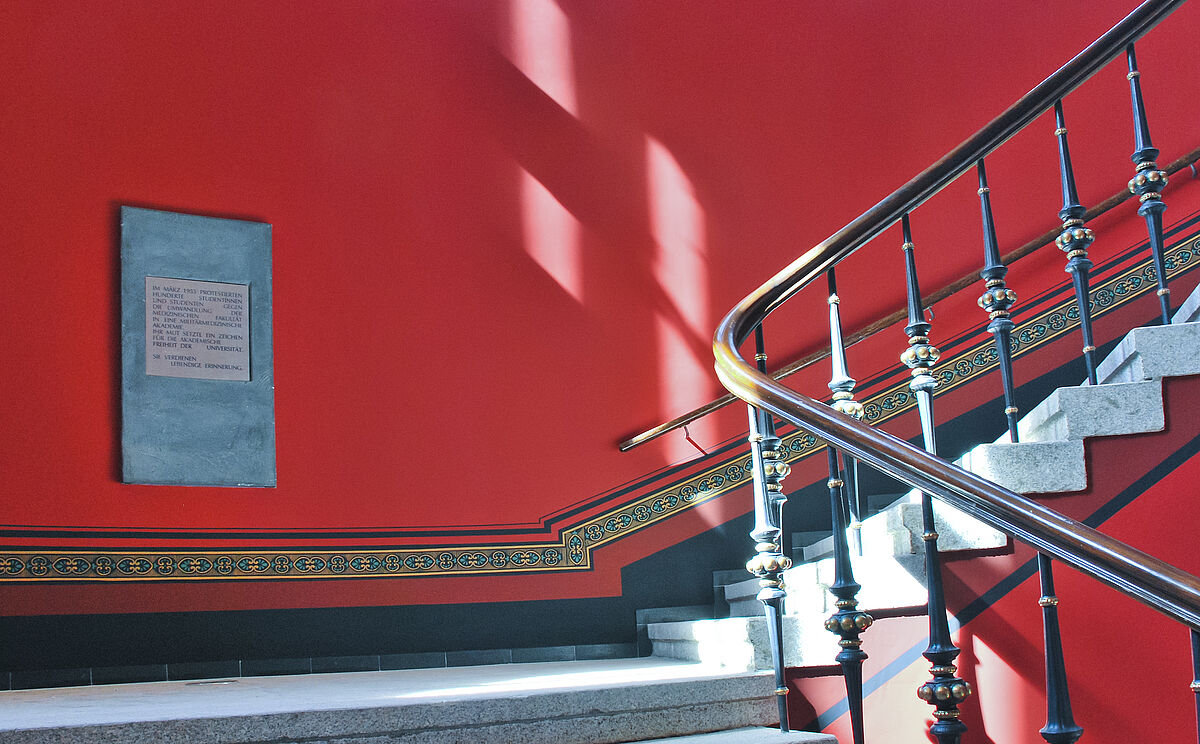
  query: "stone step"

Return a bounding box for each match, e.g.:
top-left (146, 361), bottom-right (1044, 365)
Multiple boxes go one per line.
top-left (0, 658), bottom-right (786, 744)
top-left (714, 569), bottom-right (750, 618)
top-left (722, 491), bottom-right (1006, 622)
top-left (1093, 320), bottom-right (1200, 385)
top-left (649, 615), bottom-right (838, 671)
top-left (793, 530), bottom-right (832, 563)
top-left (638, 605), bottom-right (715, 656)
top-left (724, 576), bottom-right (766, 618)
top-left (958, 439), bottom-right (1086, 494)
top-left (637, 726), bottom-right (835, 743)
top-left (1016, 380), bottom-right (1164, 443)
top-left (857, 492), bottom-right (1008, 556)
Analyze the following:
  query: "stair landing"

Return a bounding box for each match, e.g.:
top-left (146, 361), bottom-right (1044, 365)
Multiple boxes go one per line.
top-left (0, 657), bottom-right (833, 744)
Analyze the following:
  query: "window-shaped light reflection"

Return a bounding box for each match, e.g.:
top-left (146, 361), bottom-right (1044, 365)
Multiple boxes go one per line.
top-left (647, 136), bottom-right (712, 463)
top-left (508, 0), bottom-right (584, 302)
top-left (508, 0), bottom-right (577, 116)
top-left (520, 169), bottom-right (584, 302)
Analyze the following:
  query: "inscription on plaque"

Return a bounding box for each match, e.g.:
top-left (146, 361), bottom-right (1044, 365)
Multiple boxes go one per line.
top-left (145, 276), bottom-right (250, 381)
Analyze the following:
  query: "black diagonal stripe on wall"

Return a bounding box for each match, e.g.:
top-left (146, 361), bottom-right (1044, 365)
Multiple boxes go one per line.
top-left (808, 427), bottom-right (1200, 731)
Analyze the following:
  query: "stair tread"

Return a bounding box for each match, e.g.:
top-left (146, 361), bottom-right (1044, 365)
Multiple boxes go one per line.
top-left (0, 658), bottom-right (780, 744)
top-left (1093, 320), bottom-right (1200, 385)
top-left (958, 439), bottom-right (1086, 493)
top-left (1013, 379), bottom-right (1164, 443)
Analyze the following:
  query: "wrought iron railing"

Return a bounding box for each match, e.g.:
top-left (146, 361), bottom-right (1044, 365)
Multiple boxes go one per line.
top-left (617, 148), bottom-right (1199, 452)
top-left (711, 1), bottom-right (1200, 741)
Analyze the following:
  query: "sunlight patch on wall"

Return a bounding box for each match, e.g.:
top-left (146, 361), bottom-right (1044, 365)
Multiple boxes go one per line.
top-left (968, 632), bottom-right (1042, 742)
top-left (647, 136), bottom-right (714, 463)
top-left (508, 0), bottom-right (578, 116)
top-left (520, 169), bottom-right (584, 302)
top-left (507, 0), bottom-right (583, 302)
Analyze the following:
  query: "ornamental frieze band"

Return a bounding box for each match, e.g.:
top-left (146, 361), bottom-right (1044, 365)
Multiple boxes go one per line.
top-left (1, 234), bottom-right (1196, 582)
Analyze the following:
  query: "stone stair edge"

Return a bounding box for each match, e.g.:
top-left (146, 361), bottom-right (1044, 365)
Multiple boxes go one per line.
top-left (0, 663), bottom-right (783, 744)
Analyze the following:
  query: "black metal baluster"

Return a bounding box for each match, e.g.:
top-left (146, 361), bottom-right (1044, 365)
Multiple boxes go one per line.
top-left (1126, 43), bottom-right (1172, 324)
top-left (1038, 555), bottom-right (1083, 744)
top-left (824, 447), bottom-right (870, 744)
top-left (826, 270), bottom-right (866, 555)
top-left (1052, 101), bottom-right (1100, 385)
top-left (976, 161), bottom-right (1081, 743)
top-left (901, 215), bottom-right (971, 743)
top-left (755, 329), bottom-right (791, 584)
top-left (822, 269), bottom-right (870, 744)
top-left (975, 160), bottom-right (1020, 442)
top-left (744, 325), bottom-right (792, 732)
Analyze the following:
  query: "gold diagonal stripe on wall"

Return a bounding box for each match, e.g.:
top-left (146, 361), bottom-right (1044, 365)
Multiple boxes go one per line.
top-left (2, 232), bottom-right (1197, 582)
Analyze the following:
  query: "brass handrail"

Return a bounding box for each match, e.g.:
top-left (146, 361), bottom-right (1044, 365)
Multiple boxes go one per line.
top-left (713, 0), bottom-right (1200, 629)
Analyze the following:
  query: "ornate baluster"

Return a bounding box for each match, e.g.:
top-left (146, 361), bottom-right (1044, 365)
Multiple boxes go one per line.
top-left (976, 160), bottom-right (1081, 743)
top-left (826, 270), bottom-right (866, 554)
top-left (754, 328), bottom-right (791, 575)
top-left (1052, 101), bottom-right (1100, 385)
top-left (824, 447), bottom-right (871, 744)
top-left (975, 159), bottom-right (1020, 442)
top-left (1126, 43), bottom-right (1172, 325)
top-left (901, 215), bottom-right (971, 743)
top-left (744, 325), bottom-right (792, 732)
top-left (1037, 555), bottom-right (1083, 743)
top-left (822, 269), bottom-right (871, 744)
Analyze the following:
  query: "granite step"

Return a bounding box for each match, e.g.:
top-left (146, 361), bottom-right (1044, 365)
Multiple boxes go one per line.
top-left (648, 615), bottom-right (837, 671)
top-left (0, 658), bottom-right (786, 744)
top-left (637, 605), bottom-right (715, 656)
top-left (957, 318), bottom-right (1200, 494)
top-left (1093, 320), bottom-right (1200, 385)
top-left (1016, 380), bottom-right (1164, 443)
top-left (672, 488), bottom-right (1006, 667)
top-left (957, 439), bottom-right (1087, 494)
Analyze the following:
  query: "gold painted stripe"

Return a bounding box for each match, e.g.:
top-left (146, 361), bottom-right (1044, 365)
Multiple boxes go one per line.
top-left (1, 231), bottom-right (1197, 582)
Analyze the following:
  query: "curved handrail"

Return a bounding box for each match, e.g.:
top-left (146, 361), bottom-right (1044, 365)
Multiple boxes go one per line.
top-left (619, 146), bottom-right (1200, 452)
top-left (713, 0), bottom-right (1200, 630)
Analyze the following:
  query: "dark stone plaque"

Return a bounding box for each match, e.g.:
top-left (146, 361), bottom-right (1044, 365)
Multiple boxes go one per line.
top-left (121, 206), bottom-right (276, 487)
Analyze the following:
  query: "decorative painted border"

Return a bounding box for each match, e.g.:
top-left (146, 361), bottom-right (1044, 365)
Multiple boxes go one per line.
top-left (2, 231), bottom-right (1197, 582)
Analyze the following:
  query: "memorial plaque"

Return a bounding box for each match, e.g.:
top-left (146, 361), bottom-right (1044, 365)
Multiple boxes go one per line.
top-left (121, 206), bottom-right (275, 487)
top-left (145, 277), bottom-right (251, 381)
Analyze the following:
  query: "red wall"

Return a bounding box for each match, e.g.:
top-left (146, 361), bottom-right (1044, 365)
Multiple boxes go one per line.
top-left (2, 0), bottom-right (1199, 615)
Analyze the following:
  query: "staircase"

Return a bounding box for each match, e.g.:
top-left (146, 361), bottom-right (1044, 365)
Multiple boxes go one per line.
top-left (13, 314), bottom-right (1193, 742)
top-left (632, 290), bottom-right (1200, 742)
top-left (705, 2), bottom-right (1200, 741)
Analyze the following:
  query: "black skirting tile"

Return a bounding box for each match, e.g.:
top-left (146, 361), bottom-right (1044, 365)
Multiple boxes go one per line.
top-left (166, 660), bottom-right (241, 681)
top-left (380, 651), bottom-right (447, 670)
top-left (446, 648), bottom-right (511, 667)
top-left (91, 664), bottom-right (168, 685)
top-left (310, 655), bottom-right (380, 673)
top-left (512, 645), bottom-right (576, 663)
top-left (11, 668), bottom-right (91, 690)
top-left (241, 657), bottom-right (313, 677)
top-left (574, 643), bottom-right (638, 661)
